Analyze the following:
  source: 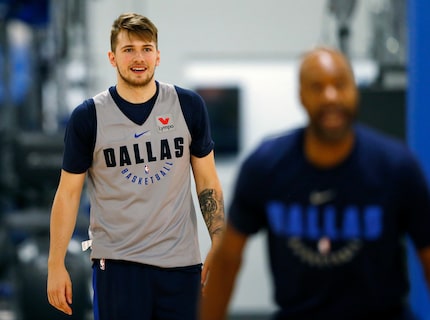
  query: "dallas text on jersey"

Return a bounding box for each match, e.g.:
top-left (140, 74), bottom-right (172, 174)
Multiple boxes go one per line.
top-left (102, 137), bottom-right (184, 185)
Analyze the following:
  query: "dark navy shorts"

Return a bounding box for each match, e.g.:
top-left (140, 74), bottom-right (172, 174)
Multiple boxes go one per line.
top-left (272, 303), bottom-right (418, 320)
top-left (92, 259), bottom-right (202, 320)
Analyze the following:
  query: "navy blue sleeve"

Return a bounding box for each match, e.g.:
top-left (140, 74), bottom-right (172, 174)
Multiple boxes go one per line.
top-left (175, 86), bottom-right (214, 157)
top-left (228, 144), bottom-right (271, 235)
top-left (62, 99), bottom-right (96, 173)
top-left (228, 132), bottom-right (301, 235)
top-left (399, 152), bottom-right (430, 249)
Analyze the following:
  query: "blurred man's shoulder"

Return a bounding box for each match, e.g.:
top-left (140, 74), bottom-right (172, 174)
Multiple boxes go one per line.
top-left (356, 124), bottom-right (407, 151)
top-left (252, 127), bottom-right (304, 160)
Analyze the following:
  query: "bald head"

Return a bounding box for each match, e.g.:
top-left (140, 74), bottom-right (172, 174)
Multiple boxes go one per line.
top-left (298, 46), bottom-right (359, 143)
top-left (299, 47), bottom-right (355, 85)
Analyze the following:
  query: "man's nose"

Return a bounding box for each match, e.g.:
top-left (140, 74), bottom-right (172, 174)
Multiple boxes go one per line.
top-left (134, 50), bottom-right (146, 60)
top-left (323, 85), bottom-right (339, 101)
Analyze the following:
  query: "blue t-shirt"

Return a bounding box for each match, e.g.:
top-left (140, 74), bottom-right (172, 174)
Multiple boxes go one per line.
top-left (229, 124), bottom-right (430, 319)
top-left (62, 81), bottom-right (214, 173)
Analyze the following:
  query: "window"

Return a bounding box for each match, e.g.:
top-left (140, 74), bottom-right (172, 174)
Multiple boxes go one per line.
top-left (196, 87), bottom-right (240, 156)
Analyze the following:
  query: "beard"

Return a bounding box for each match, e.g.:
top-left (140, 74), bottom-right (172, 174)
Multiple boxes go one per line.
top-left (117, 66), bottom-right (155, 88)
top-left (310, 122), bottom-right (351, 143)
top-left (309, 108), bottom-right (356, 143)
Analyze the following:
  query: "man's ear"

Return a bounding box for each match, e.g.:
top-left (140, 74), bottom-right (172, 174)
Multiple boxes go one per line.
top-left (156, 50), bottom-right (160, 67)
top-left (299, 87), bottom-right (305, 106)
top-left (108, 51), bottom-right (116, 67)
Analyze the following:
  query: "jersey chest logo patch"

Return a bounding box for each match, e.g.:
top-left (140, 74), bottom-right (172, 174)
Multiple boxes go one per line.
top-left (156, 114), bottom-right (175, 133)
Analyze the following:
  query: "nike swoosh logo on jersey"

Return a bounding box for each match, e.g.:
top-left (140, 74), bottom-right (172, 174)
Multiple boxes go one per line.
top-left (134, 130), bottom-right (150, 138)
top-left (309, 189), bottom-right (336, 206)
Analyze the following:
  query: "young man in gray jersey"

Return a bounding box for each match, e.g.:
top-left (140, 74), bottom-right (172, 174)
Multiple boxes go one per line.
top-left (47, 13), bottom-right (225, 320)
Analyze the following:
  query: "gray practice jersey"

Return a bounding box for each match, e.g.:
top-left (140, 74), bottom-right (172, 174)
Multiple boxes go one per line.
top-left (87, 82), bottom-right (200, 268)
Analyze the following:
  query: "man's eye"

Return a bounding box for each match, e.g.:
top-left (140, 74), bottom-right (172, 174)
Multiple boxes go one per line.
top-left (336, 80), bottom-right (348, 90)
top-left (311, 83), bottom-right (323, 92)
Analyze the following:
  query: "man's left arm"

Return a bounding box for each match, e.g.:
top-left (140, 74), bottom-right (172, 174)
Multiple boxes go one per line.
top-left (398, 153), bottom-right (430, 290)
top-left (191, 150), bottom-right (225, 289)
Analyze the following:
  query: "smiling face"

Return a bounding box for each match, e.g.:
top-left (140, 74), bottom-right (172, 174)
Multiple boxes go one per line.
top-left (299, 48), bottom-right (359, 143)
top-left (108, 30), bottom-right (160, 89)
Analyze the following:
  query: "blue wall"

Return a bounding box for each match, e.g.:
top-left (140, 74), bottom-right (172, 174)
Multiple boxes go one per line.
top-left (407, 0), bottom-right (430, 319)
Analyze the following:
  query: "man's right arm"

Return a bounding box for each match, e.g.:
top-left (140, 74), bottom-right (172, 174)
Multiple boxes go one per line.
top-left (47, 169), bottom-right (86, 315)
top-left (199, 222), bottom-right (249, 320)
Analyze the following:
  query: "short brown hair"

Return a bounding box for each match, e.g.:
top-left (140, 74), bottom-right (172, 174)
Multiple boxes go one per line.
top-left (110, 13), bottom-right (158, 51)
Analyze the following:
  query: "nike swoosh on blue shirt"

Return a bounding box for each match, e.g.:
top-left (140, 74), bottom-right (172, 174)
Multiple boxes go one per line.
top-left (134, 130), bottom-right (150, 138)
top-left (309, 189), bottom-right (336, 206)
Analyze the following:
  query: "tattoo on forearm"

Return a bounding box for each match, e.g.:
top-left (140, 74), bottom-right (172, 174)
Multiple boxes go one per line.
top-left (198, 188), bottom-right (225, 237)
